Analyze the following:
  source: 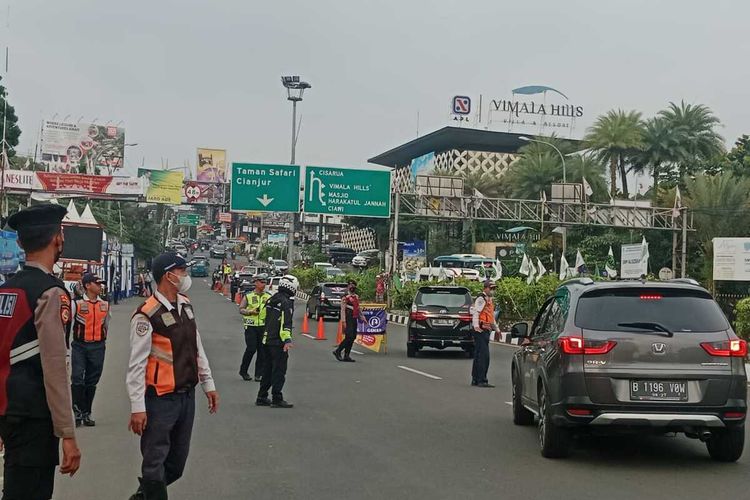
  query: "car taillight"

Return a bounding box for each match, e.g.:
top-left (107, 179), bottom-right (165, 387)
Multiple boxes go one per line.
top-left (724, 411), bottom-right (745, 420)
top-left (639, 294), bottom-right (662, 300)
top-left (410, 311), bottom-right (428, 321)
top-left (566, 408), bottom-right (592, 417)
top-left (458, 314), bottom-right (472, 322)
top-left (701, 339), bottom-right (748, 357)
top-left (558, 336), bottom-right (617, 355)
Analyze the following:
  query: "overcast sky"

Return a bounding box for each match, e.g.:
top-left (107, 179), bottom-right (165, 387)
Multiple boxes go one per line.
top-left (3, 0), bottom-right (749, 177)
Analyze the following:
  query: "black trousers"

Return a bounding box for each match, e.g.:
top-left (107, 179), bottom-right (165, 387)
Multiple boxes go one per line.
top-left (335, 316), bottom-right (357, 357)
top-left (258, 344), bottom-right (288, 401)
top-left (471, 330), bottom-right (491, 384)
top-left (71, 340), bottom-right (106, 417)
top-left (0, 417), bottom-right (58, 500)
top-left (240, 326), bottom-right (265, 377)
top-left (141, 389), bottom-right (195, 485)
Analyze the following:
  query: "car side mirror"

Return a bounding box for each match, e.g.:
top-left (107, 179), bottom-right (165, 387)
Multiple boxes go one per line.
top-left (510, 322), bottom-right (529, 339)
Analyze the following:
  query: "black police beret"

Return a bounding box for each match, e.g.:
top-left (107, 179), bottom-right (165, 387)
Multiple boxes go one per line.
top-left (7, 204), bottom-right (67, 232)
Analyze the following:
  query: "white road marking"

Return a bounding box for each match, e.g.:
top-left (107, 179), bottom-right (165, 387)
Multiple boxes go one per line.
top-left (504, 401), bottom-right (513, 406)
top-left (397, 365), bottom-right (442, 380)
top-left (351, 349), bottom-right (365, 355)
top-left (301, 333), bottom-right (315, 340)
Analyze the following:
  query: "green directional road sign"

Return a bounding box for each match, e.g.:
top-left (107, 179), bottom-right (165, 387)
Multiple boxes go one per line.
top-left (230, 163), bottom-right (301, 213)
top-left (303, 166), bottom-right (391, 218)
top-left (177, 213), bottom-right (200, 226)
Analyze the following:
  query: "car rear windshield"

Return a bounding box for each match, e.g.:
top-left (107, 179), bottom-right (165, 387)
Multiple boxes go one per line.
top-left (575, 288), bottom-right (729, 333)
top-left (323, 284), bottom-right (347, 295)
top-left (416, 288), bottom-right (471, 309)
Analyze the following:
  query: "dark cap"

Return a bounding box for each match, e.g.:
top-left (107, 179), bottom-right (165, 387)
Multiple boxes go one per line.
top-left (151, 252), bottom-right (192, 283)
top-left (7, 204), bottom-right (67, 233)
top-left (483, 279), bottom-right (496, 288)
top-left (82, 273), bottom-right (105, 286)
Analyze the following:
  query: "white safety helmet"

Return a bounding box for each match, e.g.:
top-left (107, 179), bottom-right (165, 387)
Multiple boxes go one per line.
top-left (278, 274), bottom-right (299, 295)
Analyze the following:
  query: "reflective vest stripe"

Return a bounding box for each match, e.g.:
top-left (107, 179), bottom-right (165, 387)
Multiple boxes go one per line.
top-left (10, 346), bottom-right (40, 365)
top-left (10, 339), bottom-right (39, 358)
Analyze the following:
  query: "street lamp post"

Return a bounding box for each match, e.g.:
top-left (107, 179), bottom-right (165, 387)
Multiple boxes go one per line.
top-left (281, 75), bottom-right (311, 264)
top-left (519, 136), bottom-right (566, 183)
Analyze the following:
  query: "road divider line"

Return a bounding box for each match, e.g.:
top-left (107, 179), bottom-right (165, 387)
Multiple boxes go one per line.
top-left (504, 402), bottom-right (513, 406)
top-left (301, 333), bottom-right (315, 340)
top-left (397, 365), bottom-right (442, 380)
top-left (351, 349), bottom-right (365, 355)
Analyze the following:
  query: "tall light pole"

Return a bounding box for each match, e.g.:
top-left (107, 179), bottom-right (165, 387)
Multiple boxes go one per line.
top-left (281, 75), bottom-right (311, 263)
top-left (519, 136), bottom-right (566, 183)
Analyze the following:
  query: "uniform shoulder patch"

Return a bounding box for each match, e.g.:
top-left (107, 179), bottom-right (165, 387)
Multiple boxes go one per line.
top-left (60, 292), bottom-right (71, 324)
top-left (0, 292), bottom-right (18, 318)
top-left (135, 319), bottom-right (150, 336)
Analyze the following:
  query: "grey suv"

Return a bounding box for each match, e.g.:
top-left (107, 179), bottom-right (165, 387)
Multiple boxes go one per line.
top-left (510, 278), bottom-right (747, 461)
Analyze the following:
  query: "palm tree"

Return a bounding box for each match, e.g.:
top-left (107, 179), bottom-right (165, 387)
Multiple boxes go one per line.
top-left (458, 170), bottom-right (504, 198)
top-left (658, 101), bottom-right (724, 184)
top-left (632, 117), bottom-right (687, 195)
top-left (565, 155), bottom-right (609, 202)
top-left (584, 109), bottom-right (645, 198)
top-left (505, 152), bottom-right (562, 199)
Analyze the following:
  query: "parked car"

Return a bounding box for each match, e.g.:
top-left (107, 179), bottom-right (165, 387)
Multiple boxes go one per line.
top-left (328, 246), bottom-right (356, 265)
top-left (406, 286), bottom-right (474, 358)
top-left (190, 259), bottom-right (209, 277)
top-left (174, 244), bottom-right (188, 256)
top-left (306, 282), bottom-right (348, 320)
top-left (313, 262), bottom-right (333, 271)
top-left (352, 249), bottom-right (381, 268)
top-left (210, 244), bottom-right (226, 259)
top-left (510, 278), bottom-right (747, 461)
top-left (266, 276), bottom-right (281, 294)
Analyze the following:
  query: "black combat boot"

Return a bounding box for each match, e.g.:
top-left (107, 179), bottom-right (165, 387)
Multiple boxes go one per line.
top-left (83, 386), bottom-right (97, 426)
top-left (71, 384), bottom-right (85, 427)
top-left (141, 479), bottom-right (168, 500)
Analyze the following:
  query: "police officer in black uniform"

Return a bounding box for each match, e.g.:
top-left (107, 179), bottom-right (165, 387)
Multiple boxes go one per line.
top-left (0, 204), bottom-right (82, 500)
top-left (255, 275), bottom-right (297, 409)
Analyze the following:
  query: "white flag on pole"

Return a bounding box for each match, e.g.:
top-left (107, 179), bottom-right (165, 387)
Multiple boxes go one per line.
top-left (493, 259), bottom-right (503, 281)
top-left (672, 186), bottom-right (682, 218)
top-left (605, 245), bottom-right (618, 278)
top-left (526, 259), bottom-right (536, 285)
top-left (519, 253), bottom-right (530, 276)
top-left (536, 258), bottom-right (547, 282)
top-left (559, 254), bottom-right (570, 280)
top-left (438, 264), bottom-right (448, 282)
top-left (582, 177), bottom-right (594, 197)
top-left (640, 236), bottom-right (650, 267)
top-left (575, 249), bottom-right (586, 275)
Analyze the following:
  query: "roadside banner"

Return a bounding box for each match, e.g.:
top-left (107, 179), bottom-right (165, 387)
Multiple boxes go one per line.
top-left (183, 181), bottom-right (225, 205)
top-left (2, 169), bottom-right (35, 191)
top-left (33, 172), bottom-right (143, 196)
top-left (197, 148), bottom-right (227, 183)
top-left (41, 120), bottom-right (125, 173)
top-left (355, 303), bottom-right (388, 353)
top-left (138, 169), bottom-right (184, 204)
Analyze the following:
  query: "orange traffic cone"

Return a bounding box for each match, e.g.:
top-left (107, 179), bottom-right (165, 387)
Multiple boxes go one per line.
top-left (315, 316), bottom-right (327, 340)
top-left (234, 292), bottom-right (241, 304)
top-left (301, 312), bottom-right (310, 334)
top-left (336, 320), bottom-right (344, 345)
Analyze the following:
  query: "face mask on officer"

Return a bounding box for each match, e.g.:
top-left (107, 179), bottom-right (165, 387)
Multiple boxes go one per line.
top-left (167, 270), bottom-right (192, 293)
top-left (54, 230), bottom-right (65, 262)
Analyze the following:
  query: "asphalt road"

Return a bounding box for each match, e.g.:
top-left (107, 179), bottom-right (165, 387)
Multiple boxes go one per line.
top-left (51, 264), bottom-right (749, 500)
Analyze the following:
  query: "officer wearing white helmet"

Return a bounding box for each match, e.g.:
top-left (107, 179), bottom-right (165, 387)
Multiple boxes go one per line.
top-left (255, 275), bottom-right (298, 408)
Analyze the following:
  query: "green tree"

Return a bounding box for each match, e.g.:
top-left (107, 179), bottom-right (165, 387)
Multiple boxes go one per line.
top-left (683, 173), bottom-right (750, 285)
top-left (658, 101), bottom-right (724, 185)
top-left (725, 135), bottom-right (750, 177)
top-left (584, 109), bottom-right (645, 198)
top-left (0, 76), bottom-right (21, 158)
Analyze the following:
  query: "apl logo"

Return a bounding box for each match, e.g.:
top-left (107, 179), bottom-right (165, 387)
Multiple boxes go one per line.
top-left (452, 95), bottom-right (471, 115)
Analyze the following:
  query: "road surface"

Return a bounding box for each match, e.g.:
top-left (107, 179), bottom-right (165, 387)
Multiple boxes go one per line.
top-left (52, 263), bottom-right (749, 500)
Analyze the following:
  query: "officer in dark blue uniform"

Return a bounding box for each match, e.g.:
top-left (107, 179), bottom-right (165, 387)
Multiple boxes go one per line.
top-left (0, 204), bottom-right (81, 500)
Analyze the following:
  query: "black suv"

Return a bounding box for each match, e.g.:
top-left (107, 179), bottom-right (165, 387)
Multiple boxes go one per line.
top-left (510, 278), bottom-right (747, 461)
top-left (306, 282), bottom-right (348, 320)
top-left (327, 246), bottom-right (356, 265)
top-left (407, 286), bottom-right (474, 358)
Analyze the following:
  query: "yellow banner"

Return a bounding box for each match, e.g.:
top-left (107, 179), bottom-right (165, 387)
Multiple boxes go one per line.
top-left (355, 333), bottom-right (385, 353)
top-left (138, 169), bottom-right (184, 205)
top-left (197, 148), bottom-right (227, 183)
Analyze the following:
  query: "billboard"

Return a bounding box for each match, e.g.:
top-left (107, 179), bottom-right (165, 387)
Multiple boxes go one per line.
top-left (713, 238), bottom-right (750, 281)
top-left (2, 170), bottom-right (35, 191)
top-left (60, 224), bottom-right (104, 263)
top-left (197, 148), bottom-right (227, 183)
top-left (138, 169), bottom-right (184, 205)
top-left (182, 181), bottom-right (225, 205)
top-left (34, 173), bottom-right (142, 196)
top-left (41, 121), bottom-right (125, 173)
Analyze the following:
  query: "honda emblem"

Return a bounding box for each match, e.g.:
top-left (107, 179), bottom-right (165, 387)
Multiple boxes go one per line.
top-left (651, 342), bottom-right (667, 355)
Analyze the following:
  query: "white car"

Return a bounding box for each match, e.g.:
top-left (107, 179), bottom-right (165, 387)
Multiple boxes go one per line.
top-left (351, 255), bottom-right (368, 268)
top-left (313, 262), bottom-right (333, 270)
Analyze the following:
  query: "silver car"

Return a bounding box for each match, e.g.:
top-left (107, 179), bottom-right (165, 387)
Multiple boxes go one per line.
top-left (511, 278), bottom-right (747, 461)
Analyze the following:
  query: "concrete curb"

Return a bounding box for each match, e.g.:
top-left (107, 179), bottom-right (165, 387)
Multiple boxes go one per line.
top-left (386, 312), bottom-right (521, 346)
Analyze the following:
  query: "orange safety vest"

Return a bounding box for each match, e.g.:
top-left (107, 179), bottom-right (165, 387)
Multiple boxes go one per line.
top-left (135, 295), bottom-right (199, 396)
top-left (478, 293), bottom-right (495, 326)
top-left (74, 298), bottom-right (109, 342)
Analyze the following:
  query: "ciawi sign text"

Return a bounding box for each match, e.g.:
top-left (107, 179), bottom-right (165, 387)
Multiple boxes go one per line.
top-left (304, 166), bottom-right (391, 218)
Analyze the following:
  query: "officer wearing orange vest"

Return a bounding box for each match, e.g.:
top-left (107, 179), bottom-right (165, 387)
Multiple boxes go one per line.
top-left (126, 252), bottom-right (219, 500)
top-left (71, 272), bottom-right (109, 427)
top-left (471, 280), bottom-right (501, 388)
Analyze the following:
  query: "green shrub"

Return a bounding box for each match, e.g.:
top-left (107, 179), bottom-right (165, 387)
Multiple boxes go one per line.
top-left (290, 267), bottom-right (326, 292)
top-left (734, 298), bottom-right (750, 341)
